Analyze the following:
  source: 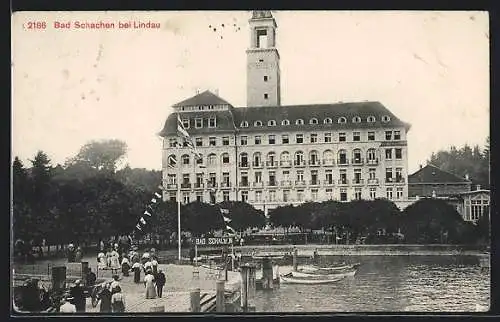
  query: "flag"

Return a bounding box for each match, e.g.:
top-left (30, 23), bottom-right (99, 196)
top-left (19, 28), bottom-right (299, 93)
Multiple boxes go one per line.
top-left (223, 216), bottom-right (231, 223)
top-left (168, 155), bottom-right (177, 168)
top-left (140, 217), bottom-right (146, 225)
top-left (154, 192), bottom-right (162, 199)
top-left (151, 198), bottom-right (157, 204)
top-left (144, 210), bottom-right (152, 217)
top-left (136, 224), bottom-right (142, 231)
top-left (220, 208), bottom-right (230, 215)
top-left (177, 114), bottom-right (191, 139)
top-left (226, 225), bottom-right (236, 234)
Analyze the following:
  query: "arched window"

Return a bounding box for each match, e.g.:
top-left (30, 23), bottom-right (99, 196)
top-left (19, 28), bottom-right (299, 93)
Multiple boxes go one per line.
top-left (309, 150), bottom-right (319, 165)
top-left (338, 117), bottom-right (347, 124)
top-left (309, 118), bottom-right (318, 125)
top-left (267, 152), bottom-right (276, 166)
top-left (294, 151), bottom-right (304, 166)
top-left (181, 154), bottom-right (190, 165)
top-left (367, 148), bottom-right (377, 163)
top-left (280, 151), bottom-right (290, 166)
top-left (207, 153), bottom-right (217, 165)
top-left (268, 120), bottom-right (276, 126)
top-left (221, 153), bottom-right (230, 164)
top-left (352, 148), bottom-right (362, 164)
top-left (253, 152), bottom-right (262, 167)
top-left (337, 149), bottom-right (347, 165)
top-left (323, 150), bottom-right (334, 165)
top-left (382, 115), bottom-right (391, 122)
top-left (239, 152), bottom-right (249, 167)
top-left (367, 116), bottom-right (376, 123)
top-left (281, 119), bottom-right (290, 126)
top-left (240, 121), bottom-right (248, 128)
top-left (196, 154), bottom-right (203, 165)
top-left (296, 119), bottom-right (304, 125)
top-left (324, 118), bottom-right (333, 124)
top-left (254, 120), bottom-right (263, 127)
top-left (352, 116), bottom-right (361, 123)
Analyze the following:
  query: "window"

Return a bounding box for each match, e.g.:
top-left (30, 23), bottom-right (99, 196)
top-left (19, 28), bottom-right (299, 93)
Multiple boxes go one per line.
top-left (325, 170), bottom-right (333, 184)
top-left (309, 118), bottom-right (318, 125)
top-left (241, 191), bottom-right (249, 203)
top-left (241, 172), bottom-right (249, 187)
top-left (181, 119), bottom-right (190, 129)
top-left (370, 187), bottom-right (376, 199)
top-left (339, 132), bottom-right (346, 142)
top-left (182, 174), bottom-right (190, 185)
top-left (310, 151), bottom-right (319, 165)
top-left (223, 191), bottom-right (230, 201)
top-left (196, 155), bottom-right (203, 165)
top-left (339, 169), bottom-right (347, 184)
top-left (269, 190), bottom-right (276, 202)
top-left (196, 192), bottom-right (203, 202)
top-left (386, 168), bottom-right (393, 182)
top-left (340, 188), bottom-right (347, 201)
top-left (240, 121), bottom-right (249, 128)
top-left (169, 192), bottom-right (177, 202)
top-left (254, 135), bottom-right (261, 145)
top-left (282, 119), bottom-right (290, 126)
top-left (222, 136), bottom-right (230, 146)
top-left (310, 133), bottom-right (318, 143)
top-left (352, 116), bottom-right (361, 123)
top-left (311, 189), bottom-right (318, 201)
top-left (338, 150), bottom-right (347, 165)
top-left (255, 171), bottom-right (262, 183)
top-left (353, 149), bottom-right (362, 163)
top-left (324, 118), bottom-right (332, 124)
top-left (296, 134), bottom-right (304, 144)
top-left (168, 173), bottom-right (177, 185)
top-left (394, 131), bottom-right (401, 140)
top-left (240, 136), bottom-right (247, 145)
top-left (282, 170), bottom-right (290, 181)
top-left (268, 135), bottom-right (276, 144)
top-left (222, 153), bottom-right (230, 164)
top-left (264, 94), bottom-right (268, 99)
top-left (169, 138), bottom-right (178, 147)
top-left (326, 188), bottom-right (333, 199)
top-left (385, 148), bottom-right (392, 160)
top-left (240, 153), bottom-right (248, 167)
top-left (253, 153), bottom-right (262, 166)
top-left (395, 168), bottom-right (403, 182)
top-left (283, 190), bottom-right (290, 202)
top-left (182, 154), bottom-right (190, 165)
top-left (208, 154), bottom-right (217, 165)
top-left (382, 115), bottom-right (391, 123)
top-left (311, 170), bottom-right (318, 185)
top-left (297, 190), bottom-right (304, 201)
top-left (385, 131), bottom-right (392, 140)
top-left (259, 59), bottom-right (264, 62)
top-left (296, 119), bottom-right (304, 125)
top-left (395, 148), bottom-right (402, 159)
top-left (386, 187), bottom-right (393, 199)
top-left (209, 191), bottom-right (216, 204)
top-left (294, 152), bottom-right (304, 166)
top-left (196, 173), bottom-right (203, 188)
top-left (264, 76), bottom-right (268, 82)
top-left (268, 120), bottom-right (276, 126)
top-left (183, 193), bottom-right (190, 204)
top-left (324, 133), bottom-right (332, 143)
top-left (368, 132), bottom-right (375, 141)
top-left (195, 118), bottom-right (203, 128)
top-left (396, 187), bottom-right (403, 199)
top-left (255, 191), bottom-right (262, 202)
top-left (354, 169), bottom-right (362, 184)
top-left (369, 168), bottom-right (376, 180)
top-left (353, 132), bottom-right (360, 142)
top-left (354, 188), bottom-right (362, 200)
top-left (254, 120), bottom-right (263, 127)
top-left (209, 137), bottom-right (216, 146)
top-left (282, 134), bottom-right (289, 144)
top-left (367, 116), bottom-right (376, 123)
top-left (296, 170), bottom-right (304, 182)
top-left (367, 148), bottom-right (377, 163)
top-left (208, 117), bottom-right (216, 128)
top-left (338, 117), bottom-right (347, 124)
top-left (268, 171), bottom-right (276, 186)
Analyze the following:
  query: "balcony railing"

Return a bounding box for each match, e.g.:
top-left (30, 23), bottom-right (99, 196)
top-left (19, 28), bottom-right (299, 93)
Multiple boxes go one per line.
top-left (337, 179), bottom-right (349, 185)
top-left (366, 158), bottom-right (379, 165)
top-left (194, 182), bottom-right (204, 189)
top-left (253, 182), bottom-right (264, 188)
top-left (181, 183), bottom-right (191, 189)
top-left (281, 180), bottom-right (292, 187)
top-left (280, 160), bottom-right (292, 167)
top-left (395, 177), bottom-right (405, 184)
top-left (207, 182), bottom-right (218, 188)
top-left (252, 161), bottom-right (263, 168)
top-left (166, 183), bottom-right (177, 189)
top-left (266, 181), bottom-right (277, 187)
top-left (337, 159), bottom-right (349, 166)
top-left (240, 181), bottom-right (250, 187)
top-left (323, 159), bottom-right (335, 166)
top-left (266, 161), bottom-right (278, 168)
top-left (294, 161), bottom-right (306, 167)
top-left (351, 158), bottom-right (364, 165)
top-left (239, 162), bottom-right (249, 168)
top-left (308, 160), bottom-right (321, 167)
top-left (323, 180), bottom-right (335, 186)
top-left (309, 180), bottom-right (320, 186)
top-left (367, 178), bottom-right (379, 185)
top-left (352, 179), bottom-right (365, 186)
top-left (220, 182), bottom-right (231, 188)
top-left (295, 180), bottom-right (306, 186)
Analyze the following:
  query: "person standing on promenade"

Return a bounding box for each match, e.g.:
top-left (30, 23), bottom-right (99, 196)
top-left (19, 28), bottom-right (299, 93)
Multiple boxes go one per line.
top-left (97, 282), bottom-right (112, 313)
top-left (106, 248), bottom-right (113, 268)
top-left (70, 280), bottom-right (85, 312)
top-left (121, 256), bottom-right (131, 277)
top-left (155, 269), bottom-right (166, 298)
top-left (59, 295), bottom-right (76, 313)
top-left (111, 286), bottom-right (126, 313)
top-left (86, 268), bottom-right (97, 287)
top-left (132, 260), bottom-right (142, 283)
top-left (151, 256), bottom-right (158, 276)
top-left (75, 247), bottom-right (83, 262)
top-left (189, 247), bottom-right (195, 265)
top-left (144, 259), bottom-right (153, 273)
top-left (67, 244), bottom-right (76, 263)
top-left (110, 275), bottom-right (120, 292)
top-left (144, 271), bottom-right (157, 299)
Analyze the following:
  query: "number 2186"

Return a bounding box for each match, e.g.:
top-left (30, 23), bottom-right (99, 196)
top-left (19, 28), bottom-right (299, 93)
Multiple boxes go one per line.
top-left (26, 21), bottom-right (47, 29)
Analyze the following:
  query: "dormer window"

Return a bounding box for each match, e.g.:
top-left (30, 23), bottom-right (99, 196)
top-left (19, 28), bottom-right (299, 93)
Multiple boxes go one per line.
top-left (309, 118), bottom-right (318, 125)
top-left (254, 120), bottom-right (263, 127)
top-left (352, 116), bottom-right (361, 123)
top-left (240, 121), bottom-right (249, 128)
top-left (268, 120), bottom-right (276, 126)
top-left (208, 117), bottom-right (217, 128)
top-left (338, 117), bottom-right (347, 124)
top-left (296, 119), bottom-right (304, 125)
top-left (282, 119), bottom-right (290, 126)
top-left (324, 118), bottom-right (333, 124)
top-left (195, 118), bottom-right (203, 129)
top-left (382, 115), bottom-right (391, 123)
top-left (367, 116), bottom-right (376, 123)
top-left (181, 119), bottom-right (190, 129)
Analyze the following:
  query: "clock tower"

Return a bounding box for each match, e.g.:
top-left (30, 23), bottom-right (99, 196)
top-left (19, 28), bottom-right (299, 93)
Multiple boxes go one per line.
top-left (246, 10), bottom-right (281, 107)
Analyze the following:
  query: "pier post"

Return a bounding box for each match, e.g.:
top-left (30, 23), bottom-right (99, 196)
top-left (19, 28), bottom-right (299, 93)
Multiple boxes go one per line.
top-left (51, 266), bottom-right (66, 291)
top-left (190, 288), bottom-right (201, 312)
top-left (292, 248), bottom-right (298, 271)
top-left (240, 264), bottom-right (249, 311)
top-left (247, 264), bottom-right (256, 312)
top-left (261, 257), bottom-right (274, 290)
top-left (216, 279), bottom-right (226, 312)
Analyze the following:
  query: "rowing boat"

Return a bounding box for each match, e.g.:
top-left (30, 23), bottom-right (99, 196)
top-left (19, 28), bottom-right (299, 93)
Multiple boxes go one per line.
top-left (299, 263), bottom-right (360, 274)
top-left (291, 269), bottom-right (356, 278)
top-left (280, 273), bottom-right (344, 285)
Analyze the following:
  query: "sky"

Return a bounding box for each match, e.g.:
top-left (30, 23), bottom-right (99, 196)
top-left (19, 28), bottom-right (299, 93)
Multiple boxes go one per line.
top-left (12, 11), bottom-right (489, 174)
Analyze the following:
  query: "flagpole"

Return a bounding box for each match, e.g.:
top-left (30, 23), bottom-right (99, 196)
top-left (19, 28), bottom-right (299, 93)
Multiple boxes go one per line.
top-left (176, 122), bottom-right (182, 263)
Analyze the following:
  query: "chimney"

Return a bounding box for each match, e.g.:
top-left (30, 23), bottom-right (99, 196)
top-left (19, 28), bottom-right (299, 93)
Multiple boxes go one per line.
top-left (419, 164), bottom-right (422, 170)
top-left (465, 173), bottom-right (469, 181)
top-left (476, 184), bottom-right (481, 191)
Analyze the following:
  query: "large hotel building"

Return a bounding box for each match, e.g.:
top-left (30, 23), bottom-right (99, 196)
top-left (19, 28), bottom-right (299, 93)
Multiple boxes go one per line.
top-left (160, 11), bottom-right (411, 214)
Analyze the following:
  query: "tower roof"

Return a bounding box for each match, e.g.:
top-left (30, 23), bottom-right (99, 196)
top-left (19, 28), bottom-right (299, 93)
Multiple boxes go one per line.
top-left (172, 90), bottom-right (232, 107)
top-left (251, 11), bottom-right (273, 19)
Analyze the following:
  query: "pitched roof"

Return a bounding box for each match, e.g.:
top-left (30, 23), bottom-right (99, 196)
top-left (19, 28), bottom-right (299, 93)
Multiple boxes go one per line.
top-left (158, 110), bottom-right (237, 136)
top-left (172, 90), bottom-right (232, 107)
top-left (408, 164), bottom-right (471, 184)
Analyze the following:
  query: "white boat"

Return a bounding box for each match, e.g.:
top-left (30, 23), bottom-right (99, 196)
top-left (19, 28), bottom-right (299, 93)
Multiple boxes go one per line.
top-left (280, 273), bottom-right (344, 285)
top-left (300, 263), bottom-right (360, 274)
top-left (291, 269), bottom-right (356, 278)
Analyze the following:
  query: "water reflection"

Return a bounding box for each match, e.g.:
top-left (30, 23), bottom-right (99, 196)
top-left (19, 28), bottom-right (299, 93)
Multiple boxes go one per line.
top-left (253, 255), bottom-right (490, 312)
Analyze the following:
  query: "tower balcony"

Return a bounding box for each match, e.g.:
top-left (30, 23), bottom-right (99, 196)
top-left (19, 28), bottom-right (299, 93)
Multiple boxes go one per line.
top-left (309, 180), bottom-right (320, 186)
top-left (239, 162), bottom-right (249, 169)
top-left (281, 180), bottom-right (292, 187)
top-left (367, 178), bottom-right (379, 185)
top-left (294, 160), bottom-right (306, 168)
top-left (351, 158), bottom-right (364, 166)
top-left (252, 161), bottom-right (264, 169)
top-left (295, 180), bottom-right (306, 187)
top-left (323, 180), bottom-right (335, 186)
top-left (352, 179), bottom-right (365, 186)
top-left (181, 183), bottom-right (191, 189)
top-left (337, 179), bottom-right (349, 186)
top-left (337, 159), bottom-right (349, 166)
top-left (166, 183), bottom-right (178, 190)
top-left (253, 182), bottom-right (264, 188)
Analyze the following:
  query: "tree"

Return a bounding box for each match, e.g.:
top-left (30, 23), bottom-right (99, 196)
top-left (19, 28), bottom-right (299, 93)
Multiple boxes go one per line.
top-left (12, 157), bottom-right (33, 242)
top-left (182, 202), bottom-right (225, 236)
top-left (217, 201), bottom-right (266, 231)
top-left (115, 166), bottom-right (162, 193)
top-left (68, 139), bottom-right (127, 172)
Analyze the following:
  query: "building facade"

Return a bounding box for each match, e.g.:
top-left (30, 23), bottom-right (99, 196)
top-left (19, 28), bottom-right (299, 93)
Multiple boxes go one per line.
top-left (159, 11), bottom-right (411, 215)
top-left (408, 164), bottom-right (472, 198)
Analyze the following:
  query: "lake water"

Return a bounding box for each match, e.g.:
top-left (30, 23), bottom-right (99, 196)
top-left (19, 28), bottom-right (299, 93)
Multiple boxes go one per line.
top-left (253, 255), bottom-right (490, 312)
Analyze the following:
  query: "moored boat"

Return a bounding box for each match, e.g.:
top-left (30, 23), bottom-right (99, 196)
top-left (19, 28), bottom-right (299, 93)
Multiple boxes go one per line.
top-left (280, 272), bottom-right (344, 285)
top-left (291, 269), bottom-right (356, 278)
top-left (300, 263), bottom-right (360, 274)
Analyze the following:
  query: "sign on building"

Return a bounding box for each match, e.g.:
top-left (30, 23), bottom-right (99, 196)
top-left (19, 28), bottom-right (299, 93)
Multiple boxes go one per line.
top-left (195, 237), bottom-right (233, 246)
